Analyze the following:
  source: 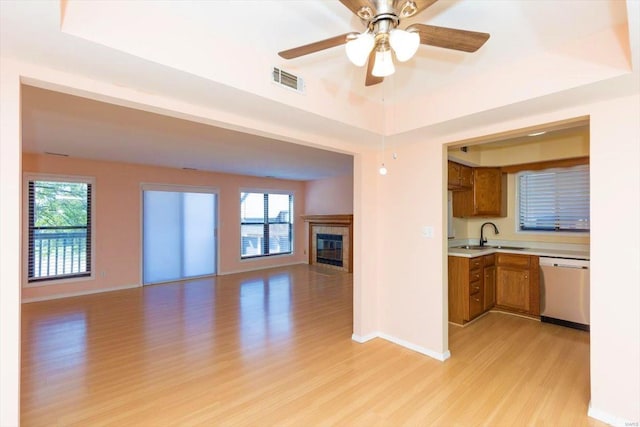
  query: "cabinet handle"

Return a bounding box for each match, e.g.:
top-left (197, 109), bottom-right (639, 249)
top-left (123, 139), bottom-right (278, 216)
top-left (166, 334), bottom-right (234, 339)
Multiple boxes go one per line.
top-left (524, 275), bottom-right (528, 279)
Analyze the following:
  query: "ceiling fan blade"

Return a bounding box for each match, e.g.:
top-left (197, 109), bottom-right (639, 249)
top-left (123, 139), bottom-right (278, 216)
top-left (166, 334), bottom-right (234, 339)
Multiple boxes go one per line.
top-left (365, 49), bottom-right (383, 87)
top-left (278, 33), bottom-right (356, 59)
top-left (408, 23), bottom-right (490, 52)
top-left (394, 0), bottom-right (438, 18)
top-left (339, 0), bottom-right (377, 20)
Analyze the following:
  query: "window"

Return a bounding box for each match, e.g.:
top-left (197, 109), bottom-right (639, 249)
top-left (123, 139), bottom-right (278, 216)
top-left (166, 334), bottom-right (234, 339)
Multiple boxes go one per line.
top-left (240, 192), bottom-right (293, 258)
top-left (517, 164), bottom-right (589, 232)
top-left (26, 177), bottom-right (93, 283)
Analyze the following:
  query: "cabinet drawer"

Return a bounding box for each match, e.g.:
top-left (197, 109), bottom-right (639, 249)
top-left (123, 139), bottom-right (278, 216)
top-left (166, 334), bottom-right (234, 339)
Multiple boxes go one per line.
top-left (469, 270), bottom-right (482, 283)
top-left (469, 257), bottom-right (483, 270)
top-left (497, 253), bottom-right (530, 268)
top-left (484, 254), bottom-right (495, 266)
top-left (469, 293), bottom-right (483, 319)
top-left (469, 280), bottom-right (481, 295)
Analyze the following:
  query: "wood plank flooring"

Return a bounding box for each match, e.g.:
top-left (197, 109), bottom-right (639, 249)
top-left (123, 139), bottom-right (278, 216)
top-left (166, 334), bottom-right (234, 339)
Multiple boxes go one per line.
top-left (21, 265), bottom-right (604, 426)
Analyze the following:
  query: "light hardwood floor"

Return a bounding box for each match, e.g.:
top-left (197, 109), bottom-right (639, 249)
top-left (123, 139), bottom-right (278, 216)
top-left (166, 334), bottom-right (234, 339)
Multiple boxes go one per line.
top-left (21, 265), bottom-right (604, 426)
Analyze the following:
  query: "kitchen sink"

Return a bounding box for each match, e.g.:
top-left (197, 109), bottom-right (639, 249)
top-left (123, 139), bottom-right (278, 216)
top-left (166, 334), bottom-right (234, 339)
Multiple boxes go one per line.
top-left (452, 245), bottom-right (527, 250)
top-left (490, 245), bottom-right (527, 250)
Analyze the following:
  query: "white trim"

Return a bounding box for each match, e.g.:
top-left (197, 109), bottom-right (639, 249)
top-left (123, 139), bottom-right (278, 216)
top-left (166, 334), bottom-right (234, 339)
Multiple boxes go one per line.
top-left (140, 184), bottom-right (220, 285)
top-left (239, 190), bottom-right (295, 260)
top-left (351, 332), bottom-right (378, 343)
top-left (240, 187), bottom-right (296, 196)
top-left (588, 401), bottom-right (635, 427)
top-left (240, 252), bottom-right (297, 263)
top-left (21, 283), bottom-right (139, 303)
top-left (378, 333), bottom-right (451, 361)
top-left (23, 274), bottom-right (95, 289)
top-left (142, 273), bottom-right (216, 287)
top-left (219, 261), bottom-right (305, 276)
top-left (140, 183), bottom-right (220, 194)
top-left (352, 331), bottom-right (451, 362)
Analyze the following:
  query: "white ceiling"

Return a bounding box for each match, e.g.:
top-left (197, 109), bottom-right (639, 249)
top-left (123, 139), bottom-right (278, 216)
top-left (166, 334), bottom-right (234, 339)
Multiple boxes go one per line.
top-left (1, 0), bottom-right (634, 179)
top-left (21, 85), bottom-right (353, 180)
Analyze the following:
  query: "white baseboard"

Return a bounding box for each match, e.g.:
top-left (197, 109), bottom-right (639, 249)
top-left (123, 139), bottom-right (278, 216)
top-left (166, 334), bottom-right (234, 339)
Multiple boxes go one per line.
top-left (351, 332), bottom-right (378, 343)
top-left (22, 283), bottom-right (140, 303)
top-left (352, 331), bottom-right (451, 362)
top-left (219, 261), bottom-right (306, 276)
top-left (378, 333), bottom-right (451, 361)
top-left (588, 401), bottom-right (636, 427)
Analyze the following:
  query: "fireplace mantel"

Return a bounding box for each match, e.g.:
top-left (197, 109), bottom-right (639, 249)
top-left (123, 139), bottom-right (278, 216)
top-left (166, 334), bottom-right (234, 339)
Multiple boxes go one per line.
top-left (302, 214), bottom-right (353, 273)
top-left (301, 214), bottom-right (353, 225)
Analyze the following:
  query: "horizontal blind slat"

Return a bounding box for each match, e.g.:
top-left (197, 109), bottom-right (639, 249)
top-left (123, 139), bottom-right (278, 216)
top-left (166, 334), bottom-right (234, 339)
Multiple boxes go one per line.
top-left (518, 165), bottom-right (589, 232)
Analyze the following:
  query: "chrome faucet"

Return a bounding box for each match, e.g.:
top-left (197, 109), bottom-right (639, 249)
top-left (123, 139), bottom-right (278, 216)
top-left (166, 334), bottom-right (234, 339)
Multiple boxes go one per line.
top-left (480, 222), bottom-right (499, 247)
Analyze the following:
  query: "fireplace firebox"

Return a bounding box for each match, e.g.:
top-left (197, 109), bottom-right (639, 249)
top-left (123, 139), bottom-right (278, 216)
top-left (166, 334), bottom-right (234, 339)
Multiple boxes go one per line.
top-left (316, 233), bottom-right (343, 267)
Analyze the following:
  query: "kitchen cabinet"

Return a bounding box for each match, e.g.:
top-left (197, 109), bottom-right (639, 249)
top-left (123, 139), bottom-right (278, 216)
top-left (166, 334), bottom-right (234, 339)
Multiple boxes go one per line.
top-left (447, 161), bottom-right (472, 191)
top-left (495, 253), bottom-right (540, 316)
top-left (483, 254), bottom-right (496, 311)
top-left (452, 167), bottom-right (507, 217)
top-left (448, 254), bottom-right (495, 325)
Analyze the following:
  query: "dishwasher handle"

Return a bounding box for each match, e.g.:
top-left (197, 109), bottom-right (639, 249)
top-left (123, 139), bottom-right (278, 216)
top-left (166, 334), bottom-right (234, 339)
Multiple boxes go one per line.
top-left (552, 263), bottom-right (588, 269)
top-left (539, 257), bottom-right (589, 270)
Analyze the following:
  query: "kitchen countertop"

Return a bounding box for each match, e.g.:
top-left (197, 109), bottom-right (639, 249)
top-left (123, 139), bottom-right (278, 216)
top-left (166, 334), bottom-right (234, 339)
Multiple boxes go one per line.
top-left (448, 245), bottom-right (590, 260)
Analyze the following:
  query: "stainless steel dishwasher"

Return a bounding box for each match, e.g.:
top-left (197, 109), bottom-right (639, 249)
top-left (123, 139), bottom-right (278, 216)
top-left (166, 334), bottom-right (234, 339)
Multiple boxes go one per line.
top-left (539, 257), bottom-right (590, 331)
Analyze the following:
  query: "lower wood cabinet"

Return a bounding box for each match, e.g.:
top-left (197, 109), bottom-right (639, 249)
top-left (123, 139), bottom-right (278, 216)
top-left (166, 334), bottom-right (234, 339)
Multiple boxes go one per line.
top-left (483, 256), bottom-right (496, 311)
top-left (495, 253), bottom-right (540, 317)
top-left (448, 254), bottom-right (495, 325)
top-left (449, 252), bottom-right (540, 325)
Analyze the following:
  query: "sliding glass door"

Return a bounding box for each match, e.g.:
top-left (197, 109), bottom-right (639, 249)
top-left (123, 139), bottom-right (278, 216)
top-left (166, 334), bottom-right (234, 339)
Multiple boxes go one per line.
top-left (142, 186), bottom-right (217, 285)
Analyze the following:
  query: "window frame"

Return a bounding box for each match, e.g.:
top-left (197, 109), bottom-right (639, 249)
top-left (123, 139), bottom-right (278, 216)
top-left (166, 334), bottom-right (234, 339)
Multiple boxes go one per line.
top-left (515, 165), bottom-right (590, 235)
top-left (23, 173), bottom-right (96, 287)
top-left (240, 190), bottom-right (294, 259)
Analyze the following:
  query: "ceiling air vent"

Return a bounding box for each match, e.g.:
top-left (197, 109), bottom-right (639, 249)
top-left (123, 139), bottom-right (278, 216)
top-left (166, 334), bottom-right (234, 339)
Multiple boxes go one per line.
top-left (272, 67), bottom-right (305, 94)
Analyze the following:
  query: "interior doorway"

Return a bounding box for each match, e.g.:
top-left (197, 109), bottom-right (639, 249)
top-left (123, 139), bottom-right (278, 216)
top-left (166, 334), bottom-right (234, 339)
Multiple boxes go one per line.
top-left (142, 185), bottom-right (218, 285)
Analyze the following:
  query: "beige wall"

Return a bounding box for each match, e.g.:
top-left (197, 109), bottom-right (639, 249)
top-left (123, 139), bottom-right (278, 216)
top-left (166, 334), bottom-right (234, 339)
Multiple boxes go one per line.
top-left (449, 129), bottom-right (590, 167)
top-left (22, 153), bottom-right (307, 301)
top-left (304, 174), bottom-right (353, 215)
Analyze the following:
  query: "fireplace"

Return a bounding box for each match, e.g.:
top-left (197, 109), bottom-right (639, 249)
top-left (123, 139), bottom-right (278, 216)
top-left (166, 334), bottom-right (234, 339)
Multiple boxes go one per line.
top-left (316, 234), bottom-right (343, 267)
top-left (301, 215), bottom-right (353, 273)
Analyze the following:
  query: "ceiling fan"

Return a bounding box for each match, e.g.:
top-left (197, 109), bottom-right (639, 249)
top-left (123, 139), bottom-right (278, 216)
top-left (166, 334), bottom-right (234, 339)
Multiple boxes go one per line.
top-left (278, 0), bottom-right (490, 87)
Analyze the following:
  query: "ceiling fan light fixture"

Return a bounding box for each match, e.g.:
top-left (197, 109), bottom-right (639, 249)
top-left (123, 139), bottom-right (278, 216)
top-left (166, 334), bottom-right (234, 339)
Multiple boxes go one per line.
top-left (389, 29), bottom-right (420, 62)
top-left (372, 48), bottom-right (395, 77)
top-left (345, 33), bottom-right (375, 67)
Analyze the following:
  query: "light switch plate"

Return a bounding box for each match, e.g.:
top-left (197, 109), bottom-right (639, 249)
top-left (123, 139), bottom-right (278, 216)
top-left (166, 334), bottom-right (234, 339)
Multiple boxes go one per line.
top-left (422, 226), bottom-right (434, 238)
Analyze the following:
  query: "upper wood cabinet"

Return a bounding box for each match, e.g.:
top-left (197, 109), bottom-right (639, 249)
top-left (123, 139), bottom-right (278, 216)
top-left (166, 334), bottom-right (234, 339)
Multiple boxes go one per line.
top-left (447, 161), bottom-right (472, 191)
top-left (452, 167), bottom-right (507, 217)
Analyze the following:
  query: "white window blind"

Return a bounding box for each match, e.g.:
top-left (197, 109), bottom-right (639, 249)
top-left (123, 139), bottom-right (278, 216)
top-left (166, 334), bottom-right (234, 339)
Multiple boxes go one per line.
top-left (518, 164), bottom-right (590, 232)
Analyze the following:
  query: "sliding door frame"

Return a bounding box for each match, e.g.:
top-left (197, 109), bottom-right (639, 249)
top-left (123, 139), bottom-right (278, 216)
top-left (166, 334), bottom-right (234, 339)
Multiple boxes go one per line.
top-left (140, 183), bottom-right (219, 286)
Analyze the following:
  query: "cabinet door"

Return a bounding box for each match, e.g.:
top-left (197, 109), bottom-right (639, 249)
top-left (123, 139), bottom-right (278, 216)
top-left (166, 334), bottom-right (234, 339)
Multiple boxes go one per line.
top-left (447, 162), bottom-right (460, 187)
top-left (496, 266), bottom-right (530, 312)
top-left (469, 291), bottom-right (483, 320)
top-left (459, 164), bottom-right (472, 188)
top-left (483, 265), bottom-right (496, 311)
top-left (473, 168), bottom-right (503, 216)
